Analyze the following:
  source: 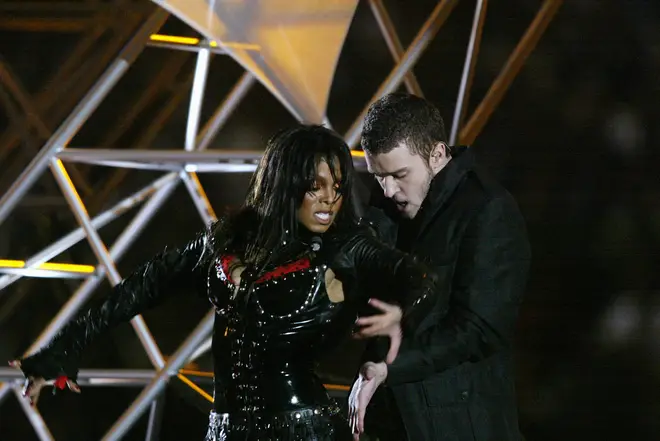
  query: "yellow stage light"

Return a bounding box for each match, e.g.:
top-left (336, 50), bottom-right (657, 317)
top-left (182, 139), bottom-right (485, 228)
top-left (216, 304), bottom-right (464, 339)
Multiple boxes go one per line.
top-left (0, 260), bottom-right (96, 274)
top-left (149, 34), bottom-right (260, 51)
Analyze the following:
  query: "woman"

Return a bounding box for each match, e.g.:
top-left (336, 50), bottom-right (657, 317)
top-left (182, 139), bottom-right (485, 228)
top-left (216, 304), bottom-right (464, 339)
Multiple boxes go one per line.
top-left (10, 124), bottom-right (436, 440)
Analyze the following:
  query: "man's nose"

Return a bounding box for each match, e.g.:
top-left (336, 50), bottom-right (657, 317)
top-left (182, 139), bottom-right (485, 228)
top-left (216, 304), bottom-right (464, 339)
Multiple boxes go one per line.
top-left (382, 177), bottom-right (398, 199)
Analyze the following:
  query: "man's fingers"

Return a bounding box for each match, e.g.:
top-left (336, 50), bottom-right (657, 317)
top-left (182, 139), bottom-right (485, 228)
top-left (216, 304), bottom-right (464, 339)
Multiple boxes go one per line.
top-left (368, 298), bottom-right (397, 313)
top-left (353, 324), bottom-right (382, 339)
top-left (348, 377), bottom-right (362, 435)
top-left (355, 316), bottom-right (380, 327)
top-left (357, 401), bottom-right (367, 434)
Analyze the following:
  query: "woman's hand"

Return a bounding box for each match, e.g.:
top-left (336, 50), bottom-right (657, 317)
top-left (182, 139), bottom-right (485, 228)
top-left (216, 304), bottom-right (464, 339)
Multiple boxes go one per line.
top-left (8, 359), bottom-right (80, 406)
top-left (353, 298), bottom-right (403, 363)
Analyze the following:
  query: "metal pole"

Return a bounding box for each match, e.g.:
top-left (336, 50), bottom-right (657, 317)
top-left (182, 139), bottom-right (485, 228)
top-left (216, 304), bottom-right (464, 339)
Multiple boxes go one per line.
top-left (0, 173), bottom-right (178, 293)
top-left (181, 43), bottom-right (217, 225)
top-left (101, 309), bottom-right (215, 441)
top-left (0, 368), bottom-right (156, 384)
top-left (0, 8), bottom-right (169, 226)
top-left (0, 59), bottom-right (51, 137)
top-left (458, 0), bottom-right (563, 145)
top-left (180, 172), bottom-right (218, 224)
top-left (58, 149), bottom-right (265, 163)
top-left (449, 0), bottom-right (488, 145)
top-left (196, 72), bottom-right (256, 152)
top-left (185, 46), bottom-right (211, 152)
top-left (0, 268), bottom-right (91, 279)
top-left (54, 149), bottom-right (367, 172)
top-left (368, 0), bottom-right (424, 96)
top-left (145, 396), bottom-right (167, 441)
top-left (344, 0), bottom-right (459, 148)
top-left (49, 159), bottom-right (166, 369)
top-left (189, 336), bottom-right (212, 362)
top-left (12, 388), bottom-right (54, 441)
top-left (0, 0), bottom-right (138, 164)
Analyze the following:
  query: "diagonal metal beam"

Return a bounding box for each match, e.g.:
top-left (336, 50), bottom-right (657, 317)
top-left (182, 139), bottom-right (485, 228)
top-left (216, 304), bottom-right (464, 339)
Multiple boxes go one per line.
top-left (0, 8), bottom-right (169, 226)
top-left (12, 388), bottom-right (54, 441)
top-left (368, 0), bottom-right (424, 97)
top-left (0, 17), bottom-right (92, 32)
top-left (0, 56), bottom-right (93, 195)
top-left (0, 0), bottom-right (141, 165)
top-left (344, 0), bottom-right (459, 148)
top-left (458, 0), bottom-right (563, 145)
top-left (49, 158), bottom-right (167, 370)
top-left (180, 43), bottom-right (217, 225)
top-left (101, 309), bottom-right (216, 441)
top-left (449, 0), bottom-right (488, 144)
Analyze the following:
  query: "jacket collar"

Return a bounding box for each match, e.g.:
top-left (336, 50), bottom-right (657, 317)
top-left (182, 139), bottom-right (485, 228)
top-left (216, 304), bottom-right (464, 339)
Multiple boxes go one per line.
top-left (413, 146), bottom-right (474, 239)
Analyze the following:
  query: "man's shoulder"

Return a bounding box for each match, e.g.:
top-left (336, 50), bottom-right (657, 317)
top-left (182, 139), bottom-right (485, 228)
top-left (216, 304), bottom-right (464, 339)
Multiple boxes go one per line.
top-left (461, 167), bottom-right (519, 210)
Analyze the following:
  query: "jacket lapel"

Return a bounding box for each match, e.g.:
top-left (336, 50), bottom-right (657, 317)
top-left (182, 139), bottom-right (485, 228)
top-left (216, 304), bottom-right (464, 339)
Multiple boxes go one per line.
top-left (412, 147), bottom-right (473, 243)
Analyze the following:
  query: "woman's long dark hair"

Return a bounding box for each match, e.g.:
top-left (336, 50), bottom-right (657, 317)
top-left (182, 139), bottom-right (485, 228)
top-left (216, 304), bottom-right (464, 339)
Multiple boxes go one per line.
top-left (224, 124), bottom-right (359, 267)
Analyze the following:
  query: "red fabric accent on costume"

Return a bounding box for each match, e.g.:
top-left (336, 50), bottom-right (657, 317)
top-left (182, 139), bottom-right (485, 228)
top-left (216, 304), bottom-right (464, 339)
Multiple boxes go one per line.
top-left (255, 258), bottom-right (311, 283)
top-left (220, 255), bottom-right (237, 284)
top-left (54, 375), bottom-right (68, 390)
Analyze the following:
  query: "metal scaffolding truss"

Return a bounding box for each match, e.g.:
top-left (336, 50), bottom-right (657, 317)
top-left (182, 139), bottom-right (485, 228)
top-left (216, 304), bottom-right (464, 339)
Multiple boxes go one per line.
top-left (0, 0), bottom-right (562, 439)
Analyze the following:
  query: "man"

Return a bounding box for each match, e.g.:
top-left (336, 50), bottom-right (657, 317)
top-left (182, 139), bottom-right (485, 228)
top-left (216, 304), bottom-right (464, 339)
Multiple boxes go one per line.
top-left (350, 93), bottom-right (532, 441)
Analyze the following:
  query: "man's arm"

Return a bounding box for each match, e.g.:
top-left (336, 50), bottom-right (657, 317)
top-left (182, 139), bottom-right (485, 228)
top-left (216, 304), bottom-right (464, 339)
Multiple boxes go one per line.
top-left (386, 193), bottom-right (531, 386)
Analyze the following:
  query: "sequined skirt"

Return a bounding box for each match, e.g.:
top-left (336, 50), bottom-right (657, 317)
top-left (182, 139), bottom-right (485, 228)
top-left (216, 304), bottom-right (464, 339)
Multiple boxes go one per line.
top-left (204, 404), bottom-right (352, 441)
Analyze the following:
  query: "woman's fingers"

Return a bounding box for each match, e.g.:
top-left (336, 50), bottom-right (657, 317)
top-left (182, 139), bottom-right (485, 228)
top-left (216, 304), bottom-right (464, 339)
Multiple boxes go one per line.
top-left (67, 379), bottom-right (81, 393)
top-left (22, 377), bottom-right (45, 406)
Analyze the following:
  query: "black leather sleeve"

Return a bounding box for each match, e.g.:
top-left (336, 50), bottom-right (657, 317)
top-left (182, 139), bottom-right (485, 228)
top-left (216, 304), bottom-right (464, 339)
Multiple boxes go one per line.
top-left (328, 224), bottom-right (438, 333)
top-left (17, 226), bottom-right (215, 382)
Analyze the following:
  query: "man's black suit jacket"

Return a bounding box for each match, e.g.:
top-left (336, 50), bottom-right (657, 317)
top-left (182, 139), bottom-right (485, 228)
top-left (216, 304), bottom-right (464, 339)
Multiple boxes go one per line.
top-left (363, 147), bottom-right (532, 441)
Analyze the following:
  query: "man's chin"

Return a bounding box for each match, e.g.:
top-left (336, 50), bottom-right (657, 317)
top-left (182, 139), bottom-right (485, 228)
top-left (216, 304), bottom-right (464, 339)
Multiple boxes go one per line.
top-left (401, 206), bottom-right (420, 219)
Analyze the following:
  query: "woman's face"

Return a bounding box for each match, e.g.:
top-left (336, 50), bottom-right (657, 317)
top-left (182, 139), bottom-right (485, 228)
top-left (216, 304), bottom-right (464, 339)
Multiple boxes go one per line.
top-left (297, 160), bottom-right (343, 234)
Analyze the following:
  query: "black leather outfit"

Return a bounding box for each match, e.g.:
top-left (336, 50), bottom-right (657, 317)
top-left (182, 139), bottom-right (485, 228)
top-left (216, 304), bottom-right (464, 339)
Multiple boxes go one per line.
top-left (16, 219), bottom-right (436, 441)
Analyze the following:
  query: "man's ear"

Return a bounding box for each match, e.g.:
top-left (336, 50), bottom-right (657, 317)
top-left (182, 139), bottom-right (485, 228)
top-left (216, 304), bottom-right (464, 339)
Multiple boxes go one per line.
top-left (428, 142), bottom-right (449, 172)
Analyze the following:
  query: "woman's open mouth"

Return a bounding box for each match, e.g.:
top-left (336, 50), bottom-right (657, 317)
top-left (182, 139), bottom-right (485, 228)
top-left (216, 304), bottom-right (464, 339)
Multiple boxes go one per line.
top-left (314, 211), bottom-right (332, 224)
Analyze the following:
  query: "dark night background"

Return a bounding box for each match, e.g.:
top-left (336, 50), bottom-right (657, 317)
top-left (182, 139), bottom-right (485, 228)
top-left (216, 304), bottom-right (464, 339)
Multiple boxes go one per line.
top-left (0, 0), bottom-right (658, 440)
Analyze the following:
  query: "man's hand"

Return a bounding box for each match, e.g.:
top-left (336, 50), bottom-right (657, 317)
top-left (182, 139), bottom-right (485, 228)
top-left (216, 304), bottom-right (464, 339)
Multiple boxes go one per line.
top-left (348, 361), bottom-right (388, 440)
top-left (354, 298), bottom-right (402, 363)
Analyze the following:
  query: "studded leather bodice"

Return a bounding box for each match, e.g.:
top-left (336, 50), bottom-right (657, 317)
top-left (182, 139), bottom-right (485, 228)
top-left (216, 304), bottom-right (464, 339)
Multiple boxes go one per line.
top-left (208, 252), bottom-right (356, 413)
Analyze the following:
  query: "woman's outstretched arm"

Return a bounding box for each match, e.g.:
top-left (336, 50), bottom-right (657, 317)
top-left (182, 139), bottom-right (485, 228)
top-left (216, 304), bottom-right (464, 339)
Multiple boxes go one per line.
top-left (9, 223), bottom-right (220, 401)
